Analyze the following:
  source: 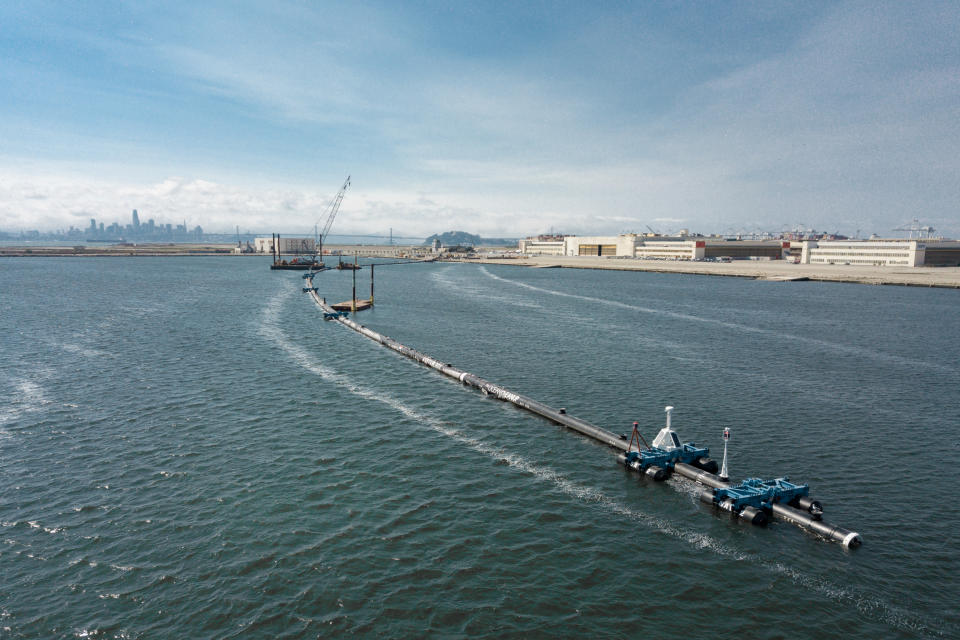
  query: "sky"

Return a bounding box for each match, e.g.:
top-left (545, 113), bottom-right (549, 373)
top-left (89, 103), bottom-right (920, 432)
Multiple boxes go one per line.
top-left (1, 0), bottom-right (958, 239)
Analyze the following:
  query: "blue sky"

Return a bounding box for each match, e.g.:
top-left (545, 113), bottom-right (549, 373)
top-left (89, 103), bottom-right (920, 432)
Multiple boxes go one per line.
top-left (1, 1), bottom-right (958, 238)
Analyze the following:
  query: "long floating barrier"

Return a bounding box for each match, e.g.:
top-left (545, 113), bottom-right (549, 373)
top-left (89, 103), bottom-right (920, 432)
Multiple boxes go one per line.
top-left (303, 276), bottom-right (861, 549)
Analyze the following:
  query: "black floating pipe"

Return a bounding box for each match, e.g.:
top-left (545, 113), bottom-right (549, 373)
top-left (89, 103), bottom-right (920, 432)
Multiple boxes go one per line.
top-left (698, 488), bottom-right (767, 526)
top-left (303, 276), bottom-right (861, 549)
top-left (616, 453), bottom-right (669, 481)
top-left (793, 496), bottom-right (824, 519)
top-left (693, 456), bottom-right (719, 474)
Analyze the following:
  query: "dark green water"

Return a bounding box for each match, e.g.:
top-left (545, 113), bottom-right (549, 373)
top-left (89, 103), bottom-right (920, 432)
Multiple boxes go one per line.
top-left (1, 257), bottom-right (958, 638)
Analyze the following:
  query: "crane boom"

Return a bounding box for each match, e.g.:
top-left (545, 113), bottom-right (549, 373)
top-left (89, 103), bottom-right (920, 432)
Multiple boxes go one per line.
top-left (315, 175), bottom-right (351, 256)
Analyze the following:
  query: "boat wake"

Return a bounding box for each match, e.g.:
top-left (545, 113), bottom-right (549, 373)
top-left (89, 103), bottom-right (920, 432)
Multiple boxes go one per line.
top-left (266, 282), bottom-right (951, 638)
top-left (430, 267), bottom-right (543, 310)
top-left (0, 373), bottom-right (52, 438)
top-left (479, 266), bottom-right (956, 376)
top-left (259, 285), bottom-right (742, 560)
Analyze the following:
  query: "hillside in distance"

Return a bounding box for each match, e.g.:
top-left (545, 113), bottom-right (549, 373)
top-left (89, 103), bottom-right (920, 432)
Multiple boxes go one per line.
top-left (424, 231), bottom-right (516, 246)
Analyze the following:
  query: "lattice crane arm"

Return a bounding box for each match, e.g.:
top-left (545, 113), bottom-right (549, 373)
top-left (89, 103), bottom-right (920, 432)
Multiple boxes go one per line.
top-left (317, 175), bottom-right (351, 245)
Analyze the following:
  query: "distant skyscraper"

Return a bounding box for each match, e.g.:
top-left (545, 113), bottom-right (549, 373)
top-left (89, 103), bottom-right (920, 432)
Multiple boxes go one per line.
top-left (132, 209), bottom-right (140, 228)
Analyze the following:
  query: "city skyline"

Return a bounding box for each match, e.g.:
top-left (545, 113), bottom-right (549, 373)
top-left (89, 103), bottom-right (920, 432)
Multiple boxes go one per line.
top-left (1, 2), bottom-right (958, 239)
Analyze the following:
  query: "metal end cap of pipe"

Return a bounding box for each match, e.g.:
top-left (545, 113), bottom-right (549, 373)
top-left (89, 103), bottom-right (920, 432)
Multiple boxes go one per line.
top-left (645, 465), bottom-right (669, 481)
top-left (695, 457), bottom-right (720, 474)
top-left (794, 496), bottom-right (824, 518)
top-left (842, 532), bottom-right (862, 549)
top-left (739, 506), bottom-right (768, 527)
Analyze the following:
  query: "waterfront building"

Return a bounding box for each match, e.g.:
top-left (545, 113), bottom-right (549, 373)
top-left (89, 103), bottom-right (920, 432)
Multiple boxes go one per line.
top-left (517, 238), bottom-right (565, 255)
top-left (924, 241), bottom-right (960, 266)
top-left (520, 234), bottom-right (706, 260)
top-left (801, 240), bottom-right (926, 266)
top-left (703, 240), bottom-right (790, 261)
top-left (518, 234), bottom-right (960, 265)
top-left (801, 239), bottom-right (960, 267)
top-left (254, 236), bottom-right (316, 255)
top-left (633, 238), bottom-right (706, 260)
top-left (563, 235), bottom-right (626, 256)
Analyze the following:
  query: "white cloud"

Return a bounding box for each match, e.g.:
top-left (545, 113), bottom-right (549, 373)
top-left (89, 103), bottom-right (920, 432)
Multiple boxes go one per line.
top-left (2, 2), bottom-right (958, 239)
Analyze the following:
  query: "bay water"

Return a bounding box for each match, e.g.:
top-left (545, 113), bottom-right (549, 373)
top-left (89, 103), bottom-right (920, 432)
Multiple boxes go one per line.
top-left (1, 257), bottom-right (958, 638)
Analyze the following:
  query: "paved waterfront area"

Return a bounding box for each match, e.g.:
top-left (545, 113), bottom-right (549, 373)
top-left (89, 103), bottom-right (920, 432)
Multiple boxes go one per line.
top-left (4, 244), bottom-right (959, 288)
top-left (456, 255), bottom-right (960, 288)
top-left (0, 243), bottom-right (240, 257)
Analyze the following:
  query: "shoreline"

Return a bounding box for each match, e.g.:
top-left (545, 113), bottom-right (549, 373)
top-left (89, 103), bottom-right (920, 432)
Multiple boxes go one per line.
top-left (445, 254), bottom-right (960, 289)
top-left (4, 244), bottom-right (959, 289)
top-left (0, 243), bottom-right (239, 257)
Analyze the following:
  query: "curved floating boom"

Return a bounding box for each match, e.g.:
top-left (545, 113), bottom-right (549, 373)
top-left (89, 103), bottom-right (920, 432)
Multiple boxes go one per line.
top-left (302, 276), bottom-right (861, 549)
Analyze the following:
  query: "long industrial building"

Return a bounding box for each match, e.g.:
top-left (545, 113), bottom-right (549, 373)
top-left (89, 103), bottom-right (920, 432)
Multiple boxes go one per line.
top-left (519, 234), bottom-right (960, 266)
top-left (801, 239), bottom-right (960, 267)
top-left (518, 234), bottom-right (789, 261)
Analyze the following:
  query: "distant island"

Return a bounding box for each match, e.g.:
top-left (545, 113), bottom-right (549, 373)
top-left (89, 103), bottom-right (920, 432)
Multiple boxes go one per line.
top-left (424, 230), bottom-right (515, 246)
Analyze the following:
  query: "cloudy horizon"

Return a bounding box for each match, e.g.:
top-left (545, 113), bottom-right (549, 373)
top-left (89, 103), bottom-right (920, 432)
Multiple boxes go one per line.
top-left (2, 1), bottom-right (958, 239)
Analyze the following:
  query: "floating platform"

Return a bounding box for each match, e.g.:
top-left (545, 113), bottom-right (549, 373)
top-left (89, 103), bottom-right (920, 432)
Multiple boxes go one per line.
top-left (271, 262), bottom-right (324, 270)
top-left (330, 299), bottom-right (372, 312)
top-left (302, 274), bottom-right (860, 549)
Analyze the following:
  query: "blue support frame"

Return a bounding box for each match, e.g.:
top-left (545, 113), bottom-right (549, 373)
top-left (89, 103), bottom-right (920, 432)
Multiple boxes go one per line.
top-left (623, 441), bottom-right (712, 471)
top-left (712, 477), bottom-right (809, 511)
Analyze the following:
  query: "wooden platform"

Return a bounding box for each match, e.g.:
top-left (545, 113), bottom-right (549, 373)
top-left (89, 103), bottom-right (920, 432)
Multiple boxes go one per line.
top-left (331, 299), bottom-right (373, 311)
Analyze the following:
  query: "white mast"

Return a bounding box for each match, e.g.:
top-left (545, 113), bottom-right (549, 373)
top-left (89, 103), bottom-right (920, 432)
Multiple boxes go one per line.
top-left (719, 427), bottom-right (730, 481)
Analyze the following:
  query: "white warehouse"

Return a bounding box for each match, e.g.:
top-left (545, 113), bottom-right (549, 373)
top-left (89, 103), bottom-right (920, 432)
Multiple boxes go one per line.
top-left (516, 238), bottom-right (565, 255)
top-left (800, 240), bottom-right (926, 267)
top-left (519, 234), bottom-right (705, 260)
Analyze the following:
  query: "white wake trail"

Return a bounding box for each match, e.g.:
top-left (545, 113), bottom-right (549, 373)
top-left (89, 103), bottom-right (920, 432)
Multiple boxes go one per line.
top-left (263, 282), bottom-right (951, 638)
top-left (479, 266), bottom-right (956, 374)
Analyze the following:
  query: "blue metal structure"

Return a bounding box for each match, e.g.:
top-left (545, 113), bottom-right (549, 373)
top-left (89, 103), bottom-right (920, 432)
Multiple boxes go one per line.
top-left (709, 477), bottom-right (810, 511)
top-left (301, 273), bottom-right (861, 548)
top-left (621, 422), bottom-right (712, 472)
